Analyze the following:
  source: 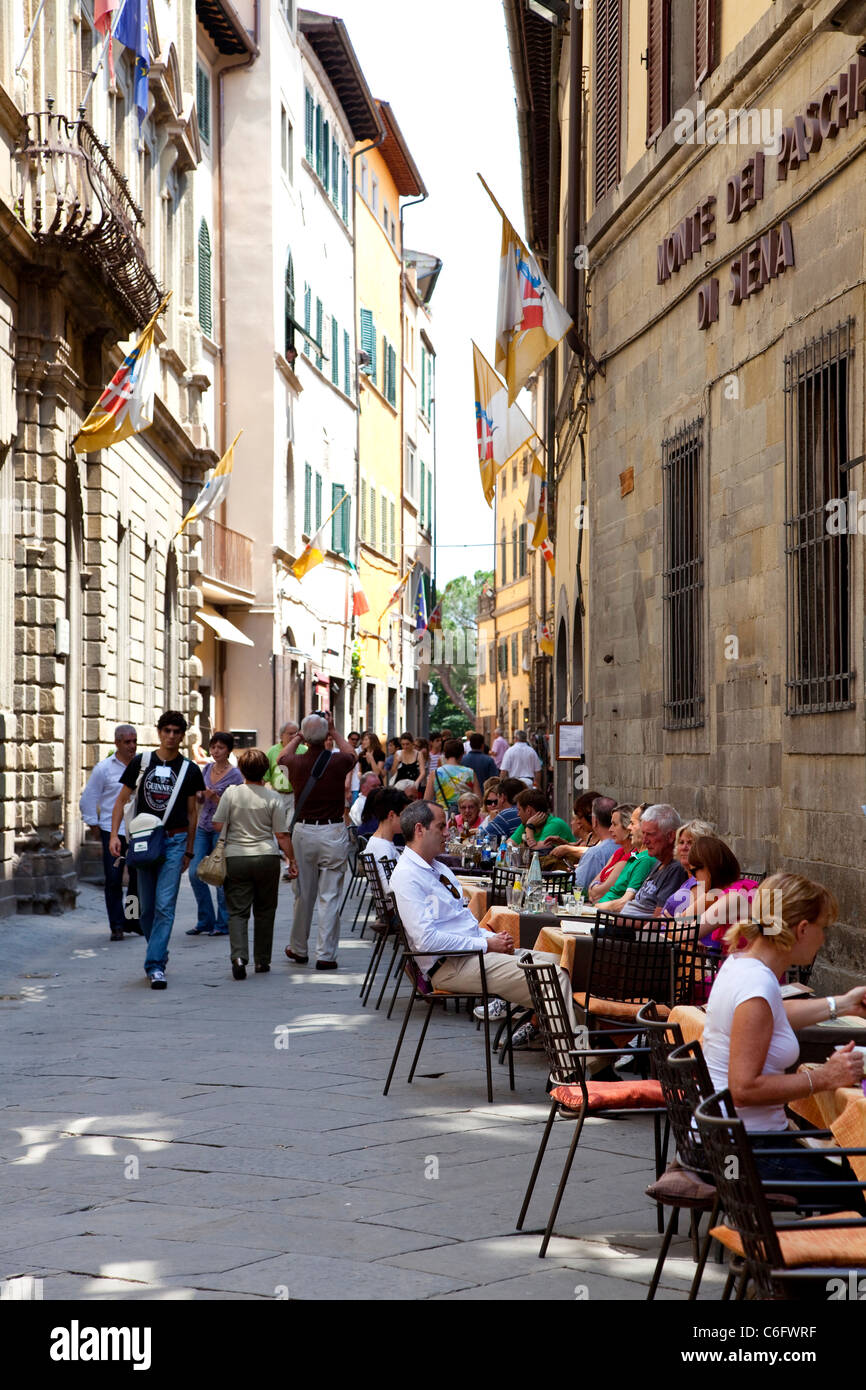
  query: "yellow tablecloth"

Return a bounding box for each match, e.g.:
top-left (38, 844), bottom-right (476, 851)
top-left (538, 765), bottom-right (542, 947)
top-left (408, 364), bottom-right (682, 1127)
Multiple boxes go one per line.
top-left (477, 904), bottom-right (519, 944)
top-left (533, 924), bottom-right (580, 979)
top-left (791, 1076), bottom-right (866, 1181)
top-left (466, 888), bottom-right (489, 922)
top-left (669, 1004), bottom-right (707, 1047)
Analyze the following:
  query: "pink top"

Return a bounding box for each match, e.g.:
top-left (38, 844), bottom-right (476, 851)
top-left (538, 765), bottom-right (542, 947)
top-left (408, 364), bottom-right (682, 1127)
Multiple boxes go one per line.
top-left (491, 736), bottom-right (508, 769)
top-left (708, 879), bottom-right (759, 949)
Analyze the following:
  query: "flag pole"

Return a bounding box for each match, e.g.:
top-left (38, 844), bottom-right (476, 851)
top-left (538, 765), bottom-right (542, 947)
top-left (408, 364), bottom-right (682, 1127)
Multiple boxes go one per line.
top-left (80, 0), bottom-right (130, 110)
top-left (477, 173), bottom-right (517, 231)
top-left (15, 0), bottom-right (49, 77)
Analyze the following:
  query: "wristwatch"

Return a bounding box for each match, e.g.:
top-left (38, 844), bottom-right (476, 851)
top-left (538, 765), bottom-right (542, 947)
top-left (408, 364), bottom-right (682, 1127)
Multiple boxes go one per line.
top-left (827, 995), bottom-right (838, 1021)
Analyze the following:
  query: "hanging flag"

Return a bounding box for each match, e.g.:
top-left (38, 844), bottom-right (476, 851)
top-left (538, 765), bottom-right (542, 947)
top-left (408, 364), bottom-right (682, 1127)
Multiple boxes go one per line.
top-left (524, 448), bottom-right (550, 551)
top-left (94, 0), bottom-right (121, 82)
top-left (291, 490), bottom-right (349, 581)
top-left (537, 620), bottom-right (554, 657)
top-left (378, 563), bottom-right (414, 633)
top-left (177, 432), bottom-right (241, 534)
top-left (347, 563), bottom-right (370, 617)
top-left (538, 535), bottom-right (555, 576)
top-left (116, 0), bottom-right (149, 125)
top-left (480, 176), bottom-right (572, 406)
top-left (473, 342), bottom-right (537, 506)
top-left (73, 295), bottom-right (169, 454)
top-left (413, 570), bottom-right (428, 633)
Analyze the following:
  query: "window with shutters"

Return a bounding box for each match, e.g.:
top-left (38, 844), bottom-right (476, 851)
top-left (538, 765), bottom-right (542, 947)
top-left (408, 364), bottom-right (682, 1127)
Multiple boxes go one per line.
top-left (341, 156), bottom-right (349, 224)
top-left (488, 642), bottom-right (496, 682)
top-left (381, 494), bottom-right (388, 555)
top-left (303, 283), bottom-right (311, 357)
top-left (646, 0), bottom-right (669, 144)
top-left (343, 330), bottom-right (351, 396)
top-left (332, 484), bottom-right (347, 554)
top-left (498, 639), bottom-right (508, 678)
top-left (420, 346), bottom-right (427, 415)
top-left (500, 527), bottom-right (507, 585)
top-left (331, 316), bottom-right (339, 385)
top-left (360, 478), bottom-right (368, 542)
top-left (420, 459), bottom-right (426, 527)
top-left (284, 250), bottom-right (295, 358)
top-left (315, 104), bottom-right (323, 180)
top-left (315, 471), bottom-right (322, 531)
top-left (662, 417), bottom-right (705, 729)
top-left (405, 440), bottom-right (417, 499)
top-left (518, 523), bottom-right (527, 577)
top-left (322, 120), bottom-right (330, 191)
top-left (359, 308), bottom-right (374, 376)
top-left (522, 629), bottom-right (530, 670)
top-left (331, 136), bottom-right (339, 202)
top-left (695, 0), bottom-right (716, 85)
top-left (512, 524), bottom-right (518, 582)
top-left (196, 64), bottom-right (211, 145)
top-left (593, 0), bottom-right (622, 203)
top-left (478, 640), bottom-right (486, 684)
top-left (511, 633), bottom-right (518, 676)
top-left (389, 501), bottom-right (396, 560)
top-left (315, 298), bottom-right (323, 370)
top-left (369, 485), bottom-right (377, 549)
top-left (304, 87), bottom-right (314, 162)
top-left (197, 220), bottom-right (212, 337)
top-left (304, 463), bottom-right (312, 535)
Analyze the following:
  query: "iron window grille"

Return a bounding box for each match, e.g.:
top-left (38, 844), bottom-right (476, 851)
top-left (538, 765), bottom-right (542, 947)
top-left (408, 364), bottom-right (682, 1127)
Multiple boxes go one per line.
top-left (784, 319), bottom-right (854, 714)
top-left (662, 417), bottom-right (705, 729)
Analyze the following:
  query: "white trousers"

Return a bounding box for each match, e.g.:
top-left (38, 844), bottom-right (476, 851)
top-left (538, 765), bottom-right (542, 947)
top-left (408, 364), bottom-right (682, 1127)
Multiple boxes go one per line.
top-left (290, 822), bottom-right (349, 962)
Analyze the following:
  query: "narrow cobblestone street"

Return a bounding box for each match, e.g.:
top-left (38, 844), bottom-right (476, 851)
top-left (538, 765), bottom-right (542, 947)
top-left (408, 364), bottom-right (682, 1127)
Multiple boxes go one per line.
top-left (0, 880), bottom-right (724, 1301)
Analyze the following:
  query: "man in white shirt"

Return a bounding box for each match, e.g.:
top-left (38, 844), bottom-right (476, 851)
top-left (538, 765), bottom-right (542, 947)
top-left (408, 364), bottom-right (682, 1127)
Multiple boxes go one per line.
top-left (79, 724), bottom-right (140, 940)
top-left (362, 786), bottom-right (408, 890)
top-left (499, 729), bottom-right (542, 787)
top-left (389, 800), bottom-right (577, 1025)
top-left (349, 772), bottom-right (382, 830)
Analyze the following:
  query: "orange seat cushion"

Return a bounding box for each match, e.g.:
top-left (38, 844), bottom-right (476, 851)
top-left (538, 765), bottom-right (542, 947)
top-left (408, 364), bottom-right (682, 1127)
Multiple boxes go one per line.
top-left (710, 1212), bottom-right (866, 1267)
top-left (584, 996), bottom-right (671, 1020)
top-left (551, 1079), bottom-right (665, 1111)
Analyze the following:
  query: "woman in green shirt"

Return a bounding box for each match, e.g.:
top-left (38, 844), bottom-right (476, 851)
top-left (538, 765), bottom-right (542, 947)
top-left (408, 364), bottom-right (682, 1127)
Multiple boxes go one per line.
top-left (509, 788), bottom-right (575, 849)
top-left (595, 803), bottom-right (657, 908)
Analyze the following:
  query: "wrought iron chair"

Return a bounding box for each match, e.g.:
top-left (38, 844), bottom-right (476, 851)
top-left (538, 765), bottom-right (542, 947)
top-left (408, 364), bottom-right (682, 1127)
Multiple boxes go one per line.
top-left (579, 910), bottom-right (699, 1033)
top-left (357, 853), bottom-right (400, 1008)
top-left (383, 906), bottom-right (515, 1104)
top-left (339, 825), bottom-right (366, 924)
top-left (694, 1086), bottom-right (866, 1300)
top-left (514, 962), bottom-right (669, 1257)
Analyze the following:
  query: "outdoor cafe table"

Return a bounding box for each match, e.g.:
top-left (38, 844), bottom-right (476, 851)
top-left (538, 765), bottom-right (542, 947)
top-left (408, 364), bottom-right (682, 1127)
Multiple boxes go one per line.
top-left (790, 1076), bottom-right (866, 1182)
top-left (476, 906), bottom-right (594, 993)
top-left (667, 1005), bottom-right (866, 1062)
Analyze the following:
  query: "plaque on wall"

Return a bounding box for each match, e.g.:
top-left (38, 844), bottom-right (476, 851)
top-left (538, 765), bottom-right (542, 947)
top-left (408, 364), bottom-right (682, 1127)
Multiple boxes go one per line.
top-left (555, 722), bottom-right (584, 760)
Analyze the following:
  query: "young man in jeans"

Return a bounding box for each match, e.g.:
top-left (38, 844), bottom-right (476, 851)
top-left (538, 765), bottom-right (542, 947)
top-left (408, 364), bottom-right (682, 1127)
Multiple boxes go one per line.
top-left (110, 711), bottom-right (205, 990)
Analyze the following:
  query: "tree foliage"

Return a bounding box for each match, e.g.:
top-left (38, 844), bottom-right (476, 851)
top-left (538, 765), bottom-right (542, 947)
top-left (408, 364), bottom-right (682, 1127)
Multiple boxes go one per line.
top-left (428, 569), bottom-right (493, 731)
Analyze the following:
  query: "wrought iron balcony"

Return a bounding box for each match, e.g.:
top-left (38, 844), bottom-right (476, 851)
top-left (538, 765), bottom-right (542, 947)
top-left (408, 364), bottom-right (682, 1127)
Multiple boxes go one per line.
top-left (13, 103), bottom-right (162, 326)
top-left (200, 518), bottom-right (254, 597)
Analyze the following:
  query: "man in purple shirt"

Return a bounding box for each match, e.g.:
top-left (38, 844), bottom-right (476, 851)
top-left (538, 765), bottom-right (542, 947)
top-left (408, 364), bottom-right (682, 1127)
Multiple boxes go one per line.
top-left (491, 727), bottom-right (508, 770)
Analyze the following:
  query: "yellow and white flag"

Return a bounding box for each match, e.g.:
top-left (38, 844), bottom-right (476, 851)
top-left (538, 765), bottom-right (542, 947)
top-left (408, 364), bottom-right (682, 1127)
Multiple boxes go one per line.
top-left (73, 296), bottom-right (169, 453)
top-left (473, 342), bottom-right (536, 506)
top-left (291, 490), bottom-right (349, 580)
top-left (177, 432), bottom-right (241, 534)
top-left (482, 178), bottom-right (572, 405)
top-left (537, 619), bottom-right (554, 657)
top-left (524, 449), bottom-right (550, 550)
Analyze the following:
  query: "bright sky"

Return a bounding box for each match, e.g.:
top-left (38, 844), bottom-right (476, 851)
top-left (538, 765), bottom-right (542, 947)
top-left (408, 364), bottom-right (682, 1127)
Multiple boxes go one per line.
top-left (330, 0), bottom-right (527, 588)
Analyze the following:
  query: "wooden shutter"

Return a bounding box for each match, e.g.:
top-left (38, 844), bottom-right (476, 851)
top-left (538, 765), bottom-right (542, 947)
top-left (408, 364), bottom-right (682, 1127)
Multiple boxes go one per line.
top-left (695, 0), bottom-right (716, 86)
top-left (420, 459), bottom-right (426, 527)
top-left (342, 492), bottom-right (350, 555)
top-left (197, 220), bottom-right (212, 337)
top-left (315, 105), bottom-right (323, 179)
top-left (646, 0), bottom-right (669, 144)
top-left (322, 120), bottom-right (330, 189)
top-left (341, 157), bottom-right (349, 223)
top-left (303, 284), bottom-right (311, 356)
top-left (389, 501), bottom-right (395, 560)
top-left (369, 485), bottom-right (376, 549)
top-left (331, 137), bottom-right (339, 201)
top-left (331, 316), bottom-right (339, 385)
top-left (315, 298), bottom-right (323, 369)
top-left (594, 0), bottom-right (622, 203)
top-left (315, 472), bottom-right (322, 531)
top-left (331, 483), bottom-right (343, 552)
top-left (304, 88), bottom-right (314, 161)
top-left (360, 479), bottom-right (367, 541)
top-left (343, 329), bottom-right (350, 395)
top-left (304, 463), bottom-right (312, 534)
top-left (196, 65), bottom-right (211, 144)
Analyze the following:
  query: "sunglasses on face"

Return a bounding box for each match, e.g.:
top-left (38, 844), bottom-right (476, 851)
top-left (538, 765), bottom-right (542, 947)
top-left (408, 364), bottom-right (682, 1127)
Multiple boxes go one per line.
top-left (485, 799), bottom-right (497, 806)
top-left (438, 874), bottom-right (462, 900)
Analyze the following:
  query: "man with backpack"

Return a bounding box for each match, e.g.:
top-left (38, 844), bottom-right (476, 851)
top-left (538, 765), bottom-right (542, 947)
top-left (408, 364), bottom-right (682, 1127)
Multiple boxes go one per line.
top-left (109, 710), bottom-right (205, 990)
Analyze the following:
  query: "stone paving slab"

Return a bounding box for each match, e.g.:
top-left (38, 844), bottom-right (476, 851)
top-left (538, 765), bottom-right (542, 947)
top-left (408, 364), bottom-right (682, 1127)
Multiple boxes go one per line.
top-left (0, 878), bottom-right (720, 1300)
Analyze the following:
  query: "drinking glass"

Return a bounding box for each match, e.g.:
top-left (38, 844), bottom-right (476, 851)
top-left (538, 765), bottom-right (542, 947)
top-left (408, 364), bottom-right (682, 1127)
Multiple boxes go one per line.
top-left (507, 885), bottom-right (524, 910)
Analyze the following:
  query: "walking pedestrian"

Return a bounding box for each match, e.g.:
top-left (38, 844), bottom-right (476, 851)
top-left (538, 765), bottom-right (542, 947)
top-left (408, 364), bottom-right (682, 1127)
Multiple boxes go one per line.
top-left (79, 723), bottom-right (140, 940)
top-left (211, 748), bottom-right (296, 979)
top-left (280, 712), bottom-right (356, 970)
top-left (110, 711), bottom-right (205, 990)
top-left (187, 732), bottom-right (243, 936)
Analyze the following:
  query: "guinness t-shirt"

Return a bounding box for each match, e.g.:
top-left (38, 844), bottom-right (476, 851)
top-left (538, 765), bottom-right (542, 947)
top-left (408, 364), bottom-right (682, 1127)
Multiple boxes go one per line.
top-left (121, 753), bottom-right (205, 831)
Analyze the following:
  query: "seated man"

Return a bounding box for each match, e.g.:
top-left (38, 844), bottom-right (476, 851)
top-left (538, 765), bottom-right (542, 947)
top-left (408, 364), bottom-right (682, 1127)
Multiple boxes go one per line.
top-left (623, 804), bottom-right (687, 918)
top-left (509, 788), bottom-right (575, 851)
top-left (389, 800), bottom-right (579, 1029)
top-left (362, 787), bottom-right (408, 890)
top-left (350, 771), bottom-right (383, 839)
top-left (485, 777), bottom-right (525, 842)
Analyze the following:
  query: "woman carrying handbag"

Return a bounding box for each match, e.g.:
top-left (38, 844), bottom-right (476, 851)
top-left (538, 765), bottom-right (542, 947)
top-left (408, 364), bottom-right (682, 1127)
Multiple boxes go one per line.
top-left (210, 748), bottom-right (297, 979)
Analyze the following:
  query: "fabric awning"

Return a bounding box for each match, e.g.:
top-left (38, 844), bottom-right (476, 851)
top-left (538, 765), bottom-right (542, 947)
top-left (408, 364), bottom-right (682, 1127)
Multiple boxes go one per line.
top-left (196, 607), bottom-right (254, 647)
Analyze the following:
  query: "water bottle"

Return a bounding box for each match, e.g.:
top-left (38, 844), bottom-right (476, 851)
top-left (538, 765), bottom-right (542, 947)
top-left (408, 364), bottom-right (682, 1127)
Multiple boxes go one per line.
top-left (526, 851), bottom-right (543, 912)
top-left (496, 839), bottom-right (507, 867)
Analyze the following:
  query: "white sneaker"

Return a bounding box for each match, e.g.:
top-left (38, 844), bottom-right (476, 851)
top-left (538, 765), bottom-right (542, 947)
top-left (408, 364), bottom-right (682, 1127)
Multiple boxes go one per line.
top-left (511, 1020), bottom-right (540, 1048)
top-left (149, 970), bottom-right (167, 990)
top-left (473, 997), bottom-right (509, 1021)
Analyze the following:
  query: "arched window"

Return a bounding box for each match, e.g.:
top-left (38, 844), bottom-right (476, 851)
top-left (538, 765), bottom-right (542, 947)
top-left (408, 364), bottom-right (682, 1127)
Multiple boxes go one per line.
top-left (197, 219), bottom-right (212, 337)
top-left (284, 250), bottom-right (296, 358)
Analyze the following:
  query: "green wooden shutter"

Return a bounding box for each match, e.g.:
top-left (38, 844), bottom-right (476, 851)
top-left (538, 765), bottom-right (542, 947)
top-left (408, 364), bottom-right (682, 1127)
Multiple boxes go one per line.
top-left (315, 472), bottom-right (322, 531)
top-left (305, 87), bottom-right (314, 162)
top-left (331, 316), bottom-right (339, 385)
top-left (303, 284), bottom-right (311, 356)
top-left (331, 137), bottom-right (339, 202)
top-left (315, 105), bottom-right (323, 179)
top-left (420, 347), bottom-right (426, 414)
top-left (284, 250), bottom-right (295, 357)
top-left (370, 320), bottom-right (377, 384)
top-left (341, 156), bottom-right (349, 223)
top-left (304, 463), bottom-right (312, 534)
top-left (197, 220), bottom-right (212, 337)
top-left (196, 65), bottom-right (211, 144)
top-left (342, 491), bottom-right (350, 555)
top-left (343, 329), bottom-right (350, 395)
top-left (331, 483), bottom-right (345, 552)
top-left (315, 298), bottom-right (323, 369)
top-left (359, 309), bottom-right (373, 374)
top-left (322, 119), bottom-right (330, 189)
top-left (420, 459), bottom-right (426, 526)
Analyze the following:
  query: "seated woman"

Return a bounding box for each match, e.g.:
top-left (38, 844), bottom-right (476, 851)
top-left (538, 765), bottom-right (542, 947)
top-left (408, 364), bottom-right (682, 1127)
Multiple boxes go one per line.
top-left (702, 872), bottom-right (866, 1211)
top-left (594, 803), bottom-right (656, 908)
top-left (567, 789), bottom-right (602, 858)
top-left (424, 737), bottom-right (480, 811)
top-left (454, 792), bottom-right (483, 833)
top-left (660, 819), bottom-right (715, 915)
top-left (548, 801), bottom-right (633, 875)
top-left (665, 833), bottom-right (755, 923)
top-left (479, 777), bottom-right (501, 829)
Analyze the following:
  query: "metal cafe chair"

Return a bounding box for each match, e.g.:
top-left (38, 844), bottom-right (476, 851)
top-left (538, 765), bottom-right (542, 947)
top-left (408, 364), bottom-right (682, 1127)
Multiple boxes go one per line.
top-left (694, 1086), bottom-right (866, 1300)
top-left (579, 910), bottom-right (699, 1034)
top-left (514, 962), bottom-right (670, 1257)
top-left (357, 853), bottom-right (400, 1009)
top-left (339, 825), bottom-right (366, 923)
top-left (383, 907), bottom-right (515, 1104)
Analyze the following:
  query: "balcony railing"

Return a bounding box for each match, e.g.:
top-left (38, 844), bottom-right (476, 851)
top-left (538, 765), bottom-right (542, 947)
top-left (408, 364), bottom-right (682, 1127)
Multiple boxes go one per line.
top-left (13, 104), bottom-right (162, 325)
top-left (200, 518), bottom-right (254, 595)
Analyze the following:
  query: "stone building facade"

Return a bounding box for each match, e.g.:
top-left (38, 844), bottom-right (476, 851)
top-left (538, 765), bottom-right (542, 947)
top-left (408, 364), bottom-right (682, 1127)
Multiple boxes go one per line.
top-left (0, 0), bottom-right (217, 914)
top-left (508, 0), bottom-right (866, 985)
